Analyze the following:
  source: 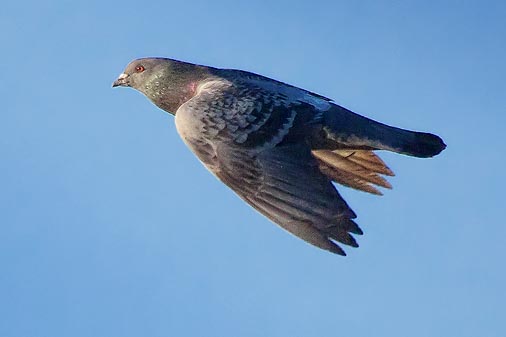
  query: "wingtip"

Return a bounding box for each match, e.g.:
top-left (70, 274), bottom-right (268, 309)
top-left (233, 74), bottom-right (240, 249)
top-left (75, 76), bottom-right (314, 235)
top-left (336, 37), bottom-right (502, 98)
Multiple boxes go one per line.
top-left (349, 238), bottom-right (359, 248)
top-left (327, 241), bottom-right (347, 256)
top-left (334, 248), bottom-right (347, 256)
top-left (344, 219), bottom-right (363, 235)
top-left (345, 234), bottom-right (359, 248)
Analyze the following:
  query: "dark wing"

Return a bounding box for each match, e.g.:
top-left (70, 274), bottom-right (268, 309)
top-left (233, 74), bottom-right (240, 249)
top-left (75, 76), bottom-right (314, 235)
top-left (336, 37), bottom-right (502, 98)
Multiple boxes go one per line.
top-left (176, 79), bottom-right (363, 254)
top-left (214, 142), bottom-right (362, 255)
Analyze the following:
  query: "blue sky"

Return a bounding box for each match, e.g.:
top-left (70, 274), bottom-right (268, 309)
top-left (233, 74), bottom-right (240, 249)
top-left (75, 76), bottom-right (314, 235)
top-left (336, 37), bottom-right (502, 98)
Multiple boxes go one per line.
top-left (1, 1), bottom-right (505, 336)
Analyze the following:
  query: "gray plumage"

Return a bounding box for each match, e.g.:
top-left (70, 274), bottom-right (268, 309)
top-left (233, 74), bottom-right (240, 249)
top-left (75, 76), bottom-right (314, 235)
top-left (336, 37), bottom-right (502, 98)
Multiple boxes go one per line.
top-left (113, 57), bottom-right (446, 255)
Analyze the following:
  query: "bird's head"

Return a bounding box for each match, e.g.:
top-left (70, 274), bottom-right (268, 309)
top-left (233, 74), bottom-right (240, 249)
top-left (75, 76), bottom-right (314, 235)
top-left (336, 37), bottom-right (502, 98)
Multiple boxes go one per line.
top-left (113, 57), bottom-right (209, 114)
top-left (112, 58), bottom-right (170, 91)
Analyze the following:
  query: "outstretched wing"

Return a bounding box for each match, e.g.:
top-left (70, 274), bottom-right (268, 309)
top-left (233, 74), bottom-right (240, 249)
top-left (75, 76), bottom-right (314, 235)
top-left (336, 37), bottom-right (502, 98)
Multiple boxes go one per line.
top-left (214, 142), bottom-right (362, 255)
top-left (175, 78), bottom-right (363, 254)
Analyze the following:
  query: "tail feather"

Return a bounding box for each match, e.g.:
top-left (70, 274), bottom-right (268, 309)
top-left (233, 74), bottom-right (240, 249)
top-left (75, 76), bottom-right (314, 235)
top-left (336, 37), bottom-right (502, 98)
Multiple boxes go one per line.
top-left (405, 131), bottom-right (447, 158)
top-left (323, 104), bottom-right (447, 158)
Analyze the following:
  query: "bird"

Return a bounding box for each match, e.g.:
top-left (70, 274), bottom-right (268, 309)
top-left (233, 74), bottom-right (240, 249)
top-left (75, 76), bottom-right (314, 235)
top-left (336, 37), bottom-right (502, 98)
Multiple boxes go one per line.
top-left (112, 57), bottom-right (446, 255)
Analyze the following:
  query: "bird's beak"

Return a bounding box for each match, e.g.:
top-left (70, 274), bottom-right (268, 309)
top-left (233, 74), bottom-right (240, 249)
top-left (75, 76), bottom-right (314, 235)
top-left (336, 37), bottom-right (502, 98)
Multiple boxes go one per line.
top-left (112, 73), bottom-right (130, 87)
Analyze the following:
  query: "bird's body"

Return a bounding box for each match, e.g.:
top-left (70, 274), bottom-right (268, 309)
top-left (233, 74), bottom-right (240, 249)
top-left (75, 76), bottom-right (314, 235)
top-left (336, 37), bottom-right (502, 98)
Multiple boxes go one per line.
top-left (113, 57), bottom-right (446, 255)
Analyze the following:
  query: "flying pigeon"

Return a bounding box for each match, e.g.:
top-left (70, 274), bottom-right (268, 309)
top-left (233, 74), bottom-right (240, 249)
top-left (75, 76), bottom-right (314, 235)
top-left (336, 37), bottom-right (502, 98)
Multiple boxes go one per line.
top-left (113, 57), bottom-right (446, 255)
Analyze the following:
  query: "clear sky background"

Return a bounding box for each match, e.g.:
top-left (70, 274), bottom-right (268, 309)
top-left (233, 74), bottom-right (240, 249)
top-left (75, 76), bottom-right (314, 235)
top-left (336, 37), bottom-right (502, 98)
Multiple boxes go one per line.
top-left (1, 1), bottom-right (505, 336)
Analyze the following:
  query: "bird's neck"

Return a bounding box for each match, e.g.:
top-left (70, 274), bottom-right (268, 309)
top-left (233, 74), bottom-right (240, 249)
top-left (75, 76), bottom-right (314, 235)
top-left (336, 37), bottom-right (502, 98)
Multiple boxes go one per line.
top-left (145, 62), bottom-right (211, 115)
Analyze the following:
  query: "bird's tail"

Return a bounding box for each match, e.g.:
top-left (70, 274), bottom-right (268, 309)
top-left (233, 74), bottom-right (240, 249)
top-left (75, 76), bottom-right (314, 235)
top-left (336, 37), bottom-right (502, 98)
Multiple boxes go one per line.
top-left (322, 104), bottom-right (446, 158)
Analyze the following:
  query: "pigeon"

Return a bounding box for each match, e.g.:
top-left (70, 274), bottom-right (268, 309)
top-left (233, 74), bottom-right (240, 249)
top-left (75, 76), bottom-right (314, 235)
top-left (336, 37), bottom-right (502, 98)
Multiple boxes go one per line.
top-left (113, 57), bottom-right (446, 255)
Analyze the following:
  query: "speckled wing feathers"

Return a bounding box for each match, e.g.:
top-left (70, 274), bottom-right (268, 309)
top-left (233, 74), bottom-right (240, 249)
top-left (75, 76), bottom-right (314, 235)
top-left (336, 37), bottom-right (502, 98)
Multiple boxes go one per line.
top-left (175, 78), bottom-right (364, 254)
top-left (188, 80), bottom-right (319, 150)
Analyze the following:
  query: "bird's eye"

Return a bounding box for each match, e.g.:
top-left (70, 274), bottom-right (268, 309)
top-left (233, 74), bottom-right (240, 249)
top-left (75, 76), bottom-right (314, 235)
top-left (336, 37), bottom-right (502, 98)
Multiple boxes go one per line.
top-left (135, 65), bottom-right (145, 73)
